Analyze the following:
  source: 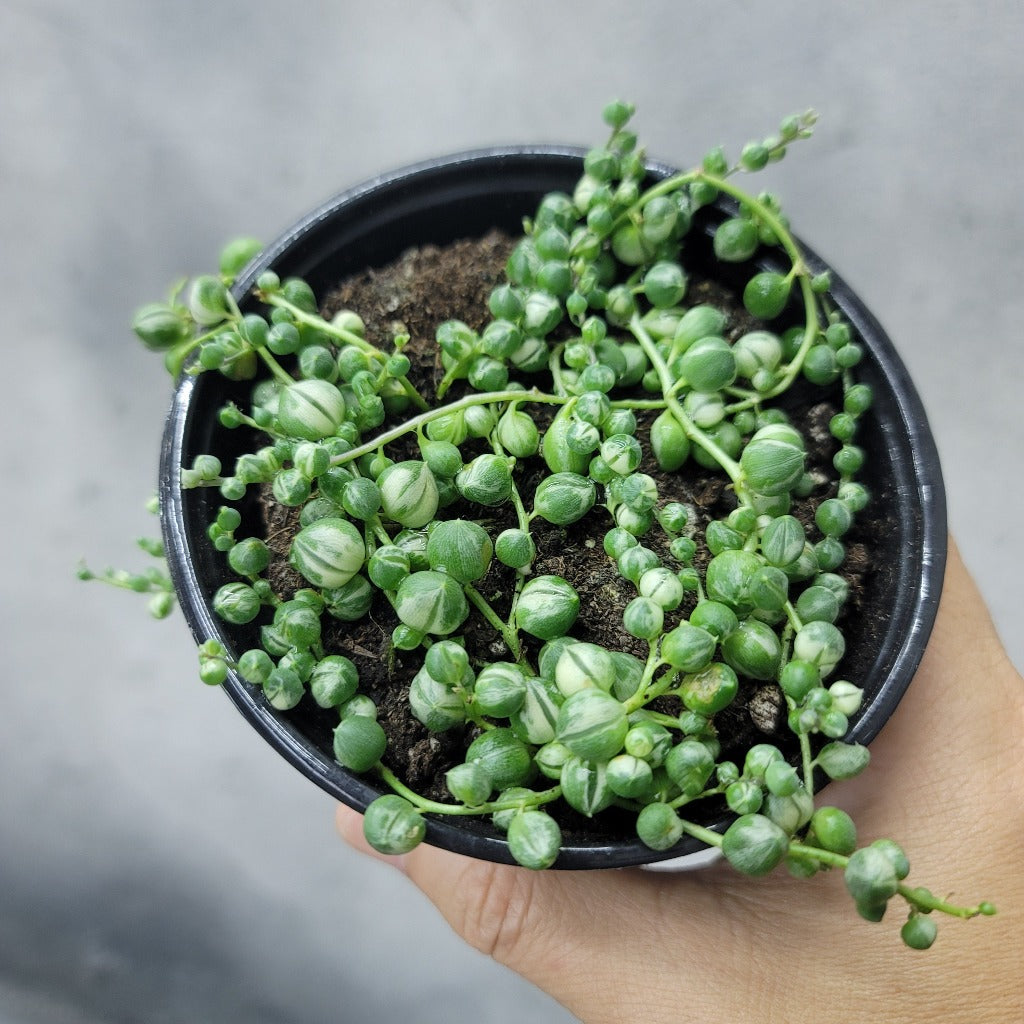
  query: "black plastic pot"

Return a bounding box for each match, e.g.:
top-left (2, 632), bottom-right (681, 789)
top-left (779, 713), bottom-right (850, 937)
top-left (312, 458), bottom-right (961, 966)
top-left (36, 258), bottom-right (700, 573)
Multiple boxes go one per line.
top-left (160, 148), bottom-right (946, 868)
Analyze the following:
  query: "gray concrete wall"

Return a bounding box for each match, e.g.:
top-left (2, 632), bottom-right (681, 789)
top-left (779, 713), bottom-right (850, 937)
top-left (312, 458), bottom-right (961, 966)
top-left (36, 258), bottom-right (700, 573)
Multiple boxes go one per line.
top-left (3, 1), bottom-right (1021, 1021)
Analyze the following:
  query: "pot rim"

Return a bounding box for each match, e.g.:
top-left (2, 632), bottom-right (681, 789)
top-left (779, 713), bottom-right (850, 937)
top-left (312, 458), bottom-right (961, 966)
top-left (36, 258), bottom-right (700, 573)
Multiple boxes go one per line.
top-left (160, 146), bottom-right (946, 868)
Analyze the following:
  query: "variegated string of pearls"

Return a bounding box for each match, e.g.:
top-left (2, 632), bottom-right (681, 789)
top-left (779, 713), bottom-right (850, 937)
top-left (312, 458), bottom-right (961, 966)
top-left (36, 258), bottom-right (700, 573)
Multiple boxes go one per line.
top-left (105, 101), bottom-right (993, 945)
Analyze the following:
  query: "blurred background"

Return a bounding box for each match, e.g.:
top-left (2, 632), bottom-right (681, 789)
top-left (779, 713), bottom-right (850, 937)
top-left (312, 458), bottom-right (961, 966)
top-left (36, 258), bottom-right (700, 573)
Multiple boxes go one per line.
top-left (3, 1), bottom-right (1021, 1021)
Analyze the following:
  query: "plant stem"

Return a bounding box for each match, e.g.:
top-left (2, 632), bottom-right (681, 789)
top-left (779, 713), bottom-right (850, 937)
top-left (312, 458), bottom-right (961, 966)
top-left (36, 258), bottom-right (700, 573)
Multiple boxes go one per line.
top-left (622, 648), bottom-right (675, 714)
top-left (436, 358), bottom-right (473, 400)
top-left (330, 388), bottom-right (569, 467)
top-left (785, 843), bottom-right (995, 919)
top-left (629, 314), bottom-right (750, 501)
top-left (548, 342), bottom-right (570, 396)
top-left (257, 348), bottom-right (296, 386)
top-left (463, 583), bottom-right (523, 662)
top-left (263, 292), bottom-right (376, 352)
top-left (669, 783), bottom-right (726, 812)
top-left (261, 292), bottom-right (430, 411)
top-left (609, 397), bottom-right (669, 411)
top-left (487, 434), bottom-right (533, 642)
top-left (695, 171), bottom-right (823, 397)
top-left (783, 601), bottom-right (804, 634)
top-left (621, 165), bottom-right (823, 412)
top-left (630, 708), bottom-right (681, 730)
top-left (377, 763), bottom-right (561, 815)
top-left (367, 515), bottom-right (395, 551)
top-left (676, 818), bottom-right (725, 849)
top-left (797, 712), bottom-right (815, 795)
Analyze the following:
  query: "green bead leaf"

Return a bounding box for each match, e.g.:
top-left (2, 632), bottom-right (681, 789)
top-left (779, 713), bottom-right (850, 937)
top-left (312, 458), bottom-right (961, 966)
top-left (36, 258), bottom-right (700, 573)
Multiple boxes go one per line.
top-left (809, 806), bottom-right (858, 856)
top-left (189, 274), bottom-right (233, 326)
top-left (679, 662), bottom-right (739, 716)
top-left (367, 544), bottom-right (411, 590)
top-left (333, 715), bottom-right (387, 772)
top-left (556, 689), bottom-right (628, 762)
top-left (322, 574), bottom-right (373, 621)
top-left (133, 302), bottom-right (191, 351)
top-left (722, 814), bottom-right (789, 876)
top-left (309, 655), bottom-right (359, 708)
top-left (277, 379), bottom-right (347, 441)
top-left (288, 517), bottom-right (364, 589)
top-left (650, 410), bottom-right (691, 471)
top-left (532, 472), bottom-right (596, 526)
top-left (218, 237), bottom-right (263, 278)
top-left (507, 810), bottom-right (562, 870)
top-left (423, 639), bottom-right (471, 687)
top-left (741, 432), bottom-right (806, 497)
top-left (494, 528), bottom-right (536, 569)
top-left (679, 335), bottom-right (736, 392)
top-left (660, 621), bottom-right (717, 673)
top-left (408, 666), bottom-right (467, 732)
top-left (495, 407), bottom-right (540, 457)
top-left (445, 761), bottom-right (493, 806)
top-left (622, 595), bottom-right (663, 640)
top-left (636, 802), bottom-right (684, 851)
top-left (515, 575), bottom-right (580, 640)
top-left (363, 795), bottom-right (427, 855)
top-left (394, 570), bottom-right (469, 636)
top-left (705, 549), bottom-right (761, 610)
top-left (553, 641), bottom-right (616, 696)
top-left (743, 271), bottom-right (791, 319)
top-left (455, 454), bottom-right (513, 506)
top-left (560, 756), bottom-right (614, 817)
top-left (642, 261), bottom-right (688, 308)
top-left (212, 582), bottom-right (261, 624)
top-left (606, 753), bottom-right (654, 799)
top-left (664, 740), bottom-right (715, 798)
top-left (542, 407), bottom-right (592, 475)
top-left (901, 915), bottom-right (938, 950)
top-left (815, 741), bottom-right (871, 780)
top-left (466, 728), bottom-right (533, 790)
top-left (510, 675), bottom-right (562, 745)
top-left (426, 519), bottom-right (493, 583)
top-left (793, 620), bottom-right (846, 678)
top-left (378, 460), bottom-right (440, 528)
top-left (673, 304), bottom-right (727, 351)
top-left (473, 662), bottom-right (529, 717)
top-left (721, 618), bottom-right (783, 681)
top-left (844, 846), bottom-right (899, 906)
top-left (713, 217), bottom-right (759, 262)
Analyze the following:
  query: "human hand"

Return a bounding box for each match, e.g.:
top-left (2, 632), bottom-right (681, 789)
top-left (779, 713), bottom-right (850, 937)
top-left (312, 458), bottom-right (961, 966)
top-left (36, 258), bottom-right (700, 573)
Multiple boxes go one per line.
top-left (336, 539), bottom-right (1023, 1024)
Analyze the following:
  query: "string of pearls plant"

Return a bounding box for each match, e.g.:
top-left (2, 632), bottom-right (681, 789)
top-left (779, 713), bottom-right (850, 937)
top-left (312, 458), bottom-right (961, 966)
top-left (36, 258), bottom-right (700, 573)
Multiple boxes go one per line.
top-left (84, 102), bottom-right (993, 948)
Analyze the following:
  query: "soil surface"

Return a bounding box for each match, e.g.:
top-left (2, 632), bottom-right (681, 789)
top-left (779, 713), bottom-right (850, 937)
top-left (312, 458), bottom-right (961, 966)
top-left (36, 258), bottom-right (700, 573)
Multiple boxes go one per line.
top-left (258, 232), bottom-right (886, 835)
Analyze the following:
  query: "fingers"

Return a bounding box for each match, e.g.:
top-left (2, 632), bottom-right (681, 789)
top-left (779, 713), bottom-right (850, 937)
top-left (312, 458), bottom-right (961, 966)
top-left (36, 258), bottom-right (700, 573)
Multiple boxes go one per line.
top-left (845, 539), bottom-right (1022, 818)
top-left (925, 538), bottom-right (1012, 676)
top-left (816, 536), bottom-right (1024, 934)
top-left (335, 800), bottom-right (873, 1023)
top-left (335, 803), bottom-right (728, 1019)
top-left (336, 801), bottom-right (607, 961)
top-left (335, 803), bottom-right (569, 995)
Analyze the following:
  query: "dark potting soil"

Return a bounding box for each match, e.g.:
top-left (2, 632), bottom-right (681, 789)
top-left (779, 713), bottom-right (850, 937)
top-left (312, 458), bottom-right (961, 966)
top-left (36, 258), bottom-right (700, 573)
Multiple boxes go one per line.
top-left (259, 231), bottom-right (887, 838)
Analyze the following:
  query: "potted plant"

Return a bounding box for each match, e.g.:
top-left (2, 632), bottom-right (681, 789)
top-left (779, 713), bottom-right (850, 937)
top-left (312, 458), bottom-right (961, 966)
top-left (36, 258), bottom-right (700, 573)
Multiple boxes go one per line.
top-left (83, 102), bottom-right (993, 949)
